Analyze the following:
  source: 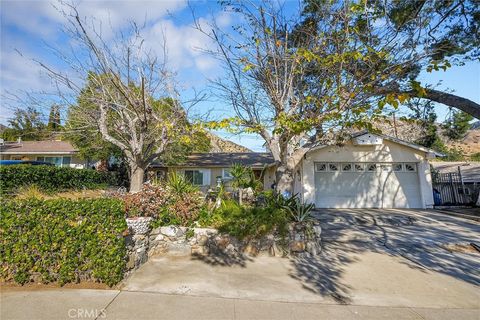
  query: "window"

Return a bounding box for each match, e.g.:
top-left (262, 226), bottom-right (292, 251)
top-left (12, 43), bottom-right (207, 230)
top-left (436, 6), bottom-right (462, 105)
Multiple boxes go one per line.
top-left (315, 163), bottom-right (327, 172)
top-left (404, 163), bottom-right (416, 172)
top-left (222, 168), bottom-right (233, 180)
top-left (354, 163), bottom-right (365, 171)
top-left (329, 163), bottom-right (339, 171)
top-left (37, 156), bottom-right (70, 167)
top-left (184, 170), bottom-right (204, 185)
top-left (62, 157), bottom-right (71, 166)
top-left (393, 163), bottom-right (403, 171)
top-left (341, 163), bottom-right (352, 171)
top-left (367, 163), bottom-right (377, 171)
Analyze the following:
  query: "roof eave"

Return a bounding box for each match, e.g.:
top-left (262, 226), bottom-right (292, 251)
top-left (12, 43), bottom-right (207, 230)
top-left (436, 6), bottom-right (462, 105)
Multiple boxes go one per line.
top-left (306, 132), bottom-right (443, 157)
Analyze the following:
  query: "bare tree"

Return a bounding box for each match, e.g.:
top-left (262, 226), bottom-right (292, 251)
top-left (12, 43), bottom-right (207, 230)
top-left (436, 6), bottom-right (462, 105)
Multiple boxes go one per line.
top-left (197, 2), bottom-right (388, 194)
top-left (33, 4), bottom-right (202, 192)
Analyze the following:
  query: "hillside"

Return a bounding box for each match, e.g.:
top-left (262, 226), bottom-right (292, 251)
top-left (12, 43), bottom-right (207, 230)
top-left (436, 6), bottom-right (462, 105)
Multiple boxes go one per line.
top-left (373, 119), bottom-right (479, 157)
top-left (207, 132), bottom-right (251, 153)
top-left (449, 130), bottom-right (480, 156)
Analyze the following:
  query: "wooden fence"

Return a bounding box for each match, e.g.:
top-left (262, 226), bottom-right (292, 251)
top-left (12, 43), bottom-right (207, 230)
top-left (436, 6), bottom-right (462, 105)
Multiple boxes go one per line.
top-left (432, 170), bottom-right (478, 206)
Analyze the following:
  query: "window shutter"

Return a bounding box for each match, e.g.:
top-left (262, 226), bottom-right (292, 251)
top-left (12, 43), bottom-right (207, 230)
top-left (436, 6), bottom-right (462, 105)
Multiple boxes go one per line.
top-left (202, 169), bottom-right (211, 186)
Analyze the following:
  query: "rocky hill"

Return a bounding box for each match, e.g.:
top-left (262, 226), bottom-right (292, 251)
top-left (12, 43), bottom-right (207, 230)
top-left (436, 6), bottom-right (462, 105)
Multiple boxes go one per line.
top-left (449, 129), bottom-right (480, 155)
top-left (207, 132), bottom-right (251, 153)
top-left (373, 119), bottom-right (479, 157)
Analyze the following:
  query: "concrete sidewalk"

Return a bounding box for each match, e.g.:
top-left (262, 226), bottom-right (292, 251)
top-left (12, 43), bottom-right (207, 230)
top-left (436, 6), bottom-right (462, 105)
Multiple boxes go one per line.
top-left (1, 288), bottom-right (479, 320)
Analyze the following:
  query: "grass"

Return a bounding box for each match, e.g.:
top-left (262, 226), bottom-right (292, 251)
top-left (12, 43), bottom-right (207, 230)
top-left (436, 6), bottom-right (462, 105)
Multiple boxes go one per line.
top-left (14, 185), bottom-right (106, 200)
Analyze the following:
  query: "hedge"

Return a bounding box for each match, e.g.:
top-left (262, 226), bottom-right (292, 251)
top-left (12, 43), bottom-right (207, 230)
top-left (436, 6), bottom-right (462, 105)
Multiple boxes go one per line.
top-left (0, 165), bottom-right (117, 194)
top-left (0, 198), bottom-right (127, 286)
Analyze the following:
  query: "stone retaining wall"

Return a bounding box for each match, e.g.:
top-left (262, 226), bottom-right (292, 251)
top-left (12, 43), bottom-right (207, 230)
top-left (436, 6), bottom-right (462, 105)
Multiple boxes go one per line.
top-left (125, 222), bottom-right (322, 274)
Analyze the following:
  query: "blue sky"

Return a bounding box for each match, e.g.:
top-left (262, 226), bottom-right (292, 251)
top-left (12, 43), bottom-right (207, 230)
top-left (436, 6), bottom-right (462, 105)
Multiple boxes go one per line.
top-left (1, 0), bottom-right (479, 151)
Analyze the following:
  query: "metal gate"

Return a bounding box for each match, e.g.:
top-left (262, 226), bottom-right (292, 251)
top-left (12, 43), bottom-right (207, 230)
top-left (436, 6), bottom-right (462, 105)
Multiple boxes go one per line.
top-left (432, 171), bottom-right (477, 206)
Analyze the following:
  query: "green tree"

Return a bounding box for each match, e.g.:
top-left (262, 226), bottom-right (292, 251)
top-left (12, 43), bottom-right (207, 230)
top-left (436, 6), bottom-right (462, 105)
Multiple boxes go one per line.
top-left (443, 110), bottom-right (473, 140)
top-left (47, 105), bottom-right (62, 132)
top-left (1, 107), bottom-right (46, 141)
top-left (406, 99), bottom-right (447, 151)
top-left (298, 0), bottom-right (480, 118)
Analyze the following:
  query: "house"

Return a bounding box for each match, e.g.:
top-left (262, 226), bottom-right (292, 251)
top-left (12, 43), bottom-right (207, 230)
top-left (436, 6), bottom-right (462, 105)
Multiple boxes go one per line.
top-left (299, 132), bottom-right (439, 209)
top-left (152, 132), bottom-right (439, 209)
top-left (0, 140), bottom-right (87, 168)
top-left (150, 152), bottom-right (276, 192)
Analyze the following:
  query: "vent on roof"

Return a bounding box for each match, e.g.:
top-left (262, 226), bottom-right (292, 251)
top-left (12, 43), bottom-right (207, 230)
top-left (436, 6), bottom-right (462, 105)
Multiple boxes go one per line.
top-left (352, 134), bottom-right (383, 145)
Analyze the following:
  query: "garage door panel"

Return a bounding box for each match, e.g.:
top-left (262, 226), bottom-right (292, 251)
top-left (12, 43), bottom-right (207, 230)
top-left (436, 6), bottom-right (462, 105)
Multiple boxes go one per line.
top-left (314, 163), bottom-right (422, 208)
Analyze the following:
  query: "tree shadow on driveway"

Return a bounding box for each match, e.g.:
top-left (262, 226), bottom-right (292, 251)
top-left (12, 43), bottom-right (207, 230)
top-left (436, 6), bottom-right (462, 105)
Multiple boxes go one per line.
top-left (289, 209), bottom-right (480, 303)
top-left (191, 250), bottom-right (253, 267)
top-left (289, 241), bottom-right (364, 304)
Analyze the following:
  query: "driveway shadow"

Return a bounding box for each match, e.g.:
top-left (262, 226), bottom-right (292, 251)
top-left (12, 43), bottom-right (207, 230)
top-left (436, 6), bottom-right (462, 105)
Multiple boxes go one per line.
top-left (292, 209), bottom-right (480, 302)
top-left (191, 250), bottom-right (252, 267)
top-left (289, 241), bottom-right (365, 304)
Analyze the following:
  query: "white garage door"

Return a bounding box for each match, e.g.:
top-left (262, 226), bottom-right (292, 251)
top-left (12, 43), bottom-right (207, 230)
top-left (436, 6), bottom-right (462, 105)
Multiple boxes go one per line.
top-left (314, 162), bottom-right (422, 208)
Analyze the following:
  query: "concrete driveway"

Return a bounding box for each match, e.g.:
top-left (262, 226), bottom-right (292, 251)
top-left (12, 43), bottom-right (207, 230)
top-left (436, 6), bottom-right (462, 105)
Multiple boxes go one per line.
top-left (308, 209), bottom-right (480, 305)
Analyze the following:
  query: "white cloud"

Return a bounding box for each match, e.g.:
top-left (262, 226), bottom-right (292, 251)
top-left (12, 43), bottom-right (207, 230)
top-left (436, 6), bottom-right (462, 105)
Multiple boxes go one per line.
top-left (0, 0), bottom-right (230, 122)
top-left (0, 50), bottom-right (53, 93)
top-left (141, 15), bottom-right (223, 79)
top-left (1, 0), bottom-right (187, 39)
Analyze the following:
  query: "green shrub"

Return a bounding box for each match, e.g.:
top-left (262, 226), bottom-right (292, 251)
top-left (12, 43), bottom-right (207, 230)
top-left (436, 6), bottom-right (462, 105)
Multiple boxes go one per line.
top-left (471, 152), bottom-right (480, 161)
top-left (167, 192), bottom-right (205, 226)
top-left (204, 200), bottom-right (289, 240)
top-left (0, 198), bottom-right (126, 286)
top-left (0, 165), bottom-right (117, 194)
top-left (153, 208), bottom-right (181, 227)
top-left (230, 164), bottom-right (263, 191)
top-left (121, 184), bottom-right (169, 218)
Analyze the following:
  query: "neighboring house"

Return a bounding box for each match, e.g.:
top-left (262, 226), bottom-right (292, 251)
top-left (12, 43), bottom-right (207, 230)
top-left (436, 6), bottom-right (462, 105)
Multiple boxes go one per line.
top-left (430, 161), bottom-right (480, 205)
top-left (152, 132), bottom-right (440, 209)
top-left (150, 153), bottom-right (276, 192)
top-left (431, 162), bottom-right (480, 184)
top-left (0, 140), bottom-right (87, 168)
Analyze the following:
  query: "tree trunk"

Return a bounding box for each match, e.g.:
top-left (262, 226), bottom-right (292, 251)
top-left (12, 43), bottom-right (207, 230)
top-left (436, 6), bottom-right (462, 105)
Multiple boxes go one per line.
top-left (275, 165), bottom-right (295, 197)
top-left (238, 188), bottom-right (243, 206)
top-left (129, 165), bottom-right (145, 193)
top-left (375, 87), bottom-right (480, 119)
top-left (415, 89), bottom-right (480, 119)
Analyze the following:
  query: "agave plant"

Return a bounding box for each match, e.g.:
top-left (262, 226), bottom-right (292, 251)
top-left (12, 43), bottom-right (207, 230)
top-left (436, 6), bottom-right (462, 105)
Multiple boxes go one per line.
top-left (282, 197), bottom-right (315, 223)
top-left (267, 192), bottom-right (297, 209)
top-left (167, 172), bottom-right (198, 195)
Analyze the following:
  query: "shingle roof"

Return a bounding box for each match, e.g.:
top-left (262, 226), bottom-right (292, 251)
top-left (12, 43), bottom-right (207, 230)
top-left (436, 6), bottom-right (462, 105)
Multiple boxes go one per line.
top-left (431, 162), bottom-right (480, 183)
top-left (152, 152), bottom-right (275, 168)
top-left (0, 140), bottom-right (78, 154)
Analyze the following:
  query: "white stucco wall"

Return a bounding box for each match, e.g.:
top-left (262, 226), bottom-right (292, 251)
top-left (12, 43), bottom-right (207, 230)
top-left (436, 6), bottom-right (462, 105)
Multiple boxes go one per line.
top-left (301, 139), bottom-right (434, 209)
